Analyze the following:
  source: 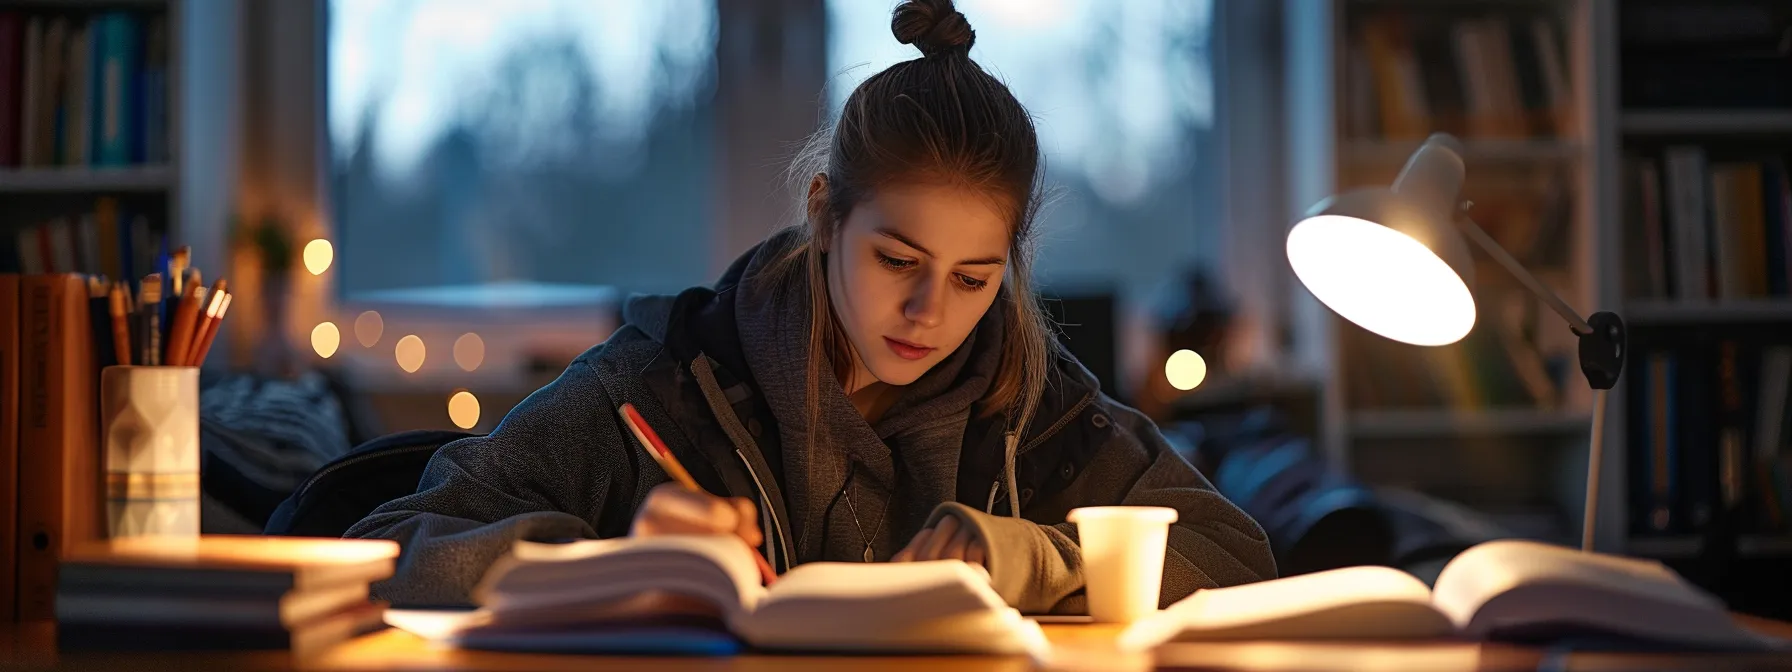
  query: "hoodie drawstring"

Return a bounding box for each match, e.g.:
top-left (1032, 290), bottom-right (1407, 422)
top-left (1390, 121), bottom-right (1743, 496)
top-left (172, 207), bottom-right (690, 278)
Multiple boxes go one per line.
top-left (1002, 431), bottom-right (1020, 519)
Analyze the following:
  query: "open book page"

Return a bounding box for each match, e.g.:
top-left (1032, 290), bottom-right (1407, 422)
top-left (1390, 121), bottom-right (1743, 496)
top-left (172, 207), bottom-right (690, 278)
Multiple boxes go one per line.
top-left (736, 560), bottom-right (1045, 655)
top-left (1119, 565), bottom-right (1451, 650)
top-left (1431, 540), bottom-right (1763, 649)
top-left (474, 535), bottom-right (769, 619)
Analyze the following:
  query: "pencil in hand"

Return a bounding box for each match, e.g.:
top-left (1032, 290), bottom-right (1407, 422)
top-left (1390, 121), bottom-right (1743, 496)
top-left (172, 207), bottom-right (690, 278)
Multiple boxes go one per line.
top-left (618, 402), bottom-right (778, 585)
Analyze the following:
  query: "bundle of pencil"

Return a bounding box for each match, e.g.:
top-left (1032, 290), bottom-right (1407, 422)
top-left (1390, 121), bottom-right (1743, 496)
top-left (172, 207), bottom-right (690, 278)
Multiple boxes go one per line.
top-left (101, 247), bottom-right (233, 367)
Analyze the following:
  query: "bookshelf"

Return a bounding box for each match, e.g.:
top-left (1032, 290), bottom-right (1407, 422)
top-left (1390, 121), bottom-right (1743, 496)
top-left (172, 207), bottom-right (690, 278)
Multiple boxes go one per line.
top-left (1286, 0), bottom-right (1601, 547)
top-left (0, 0), bottom-right (183, 277)
top-left (1604, 0), bottom-right (1792, 585)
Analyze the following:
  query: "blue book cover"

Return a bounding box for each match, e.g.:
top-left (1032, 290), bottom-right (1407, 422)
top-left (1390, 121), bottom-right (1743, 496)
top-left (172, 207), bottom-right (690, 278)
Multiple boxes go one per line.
top-left (93, 12), bottom-right (140, 166)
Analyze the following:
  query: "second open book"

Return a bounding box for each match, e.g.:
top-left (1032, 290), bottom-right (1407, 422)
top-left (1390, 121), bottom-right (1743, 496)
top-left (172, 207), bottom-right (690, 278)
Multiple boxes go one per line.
top-left (386, 534), bottom-right (1047, 656)
top-left (1121, 539), bottom-right (1783, 651)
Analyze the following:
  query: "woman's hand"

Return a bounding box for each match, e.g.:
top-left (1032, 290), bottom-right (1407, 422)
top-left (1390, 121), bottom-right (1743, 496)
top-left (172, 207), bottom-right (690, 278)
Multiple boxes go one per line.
top-left (892, 514), bottom-right (985, 567)
top-left (631, 482), bottom-right (764, 551)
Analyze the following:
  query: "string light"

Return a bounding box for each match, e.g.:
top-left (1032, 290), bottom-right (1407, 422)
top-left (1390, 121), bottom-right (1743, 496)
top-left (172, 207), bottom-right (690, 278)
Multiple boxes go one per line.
top-left (454, 333), bottom-right (485, 372)
top-left (311, 322), bottom-right (340, 358)
top-left (1165, 349), bottom-right (1207, 391)
top-left (448, 390), bottom-right (480, 429)
top-left (395, 335), bottom-right (426, 373)
top-left (354, 311), bottom-right (384, 347)
top-left (303, 239), bottom-right (334, 275)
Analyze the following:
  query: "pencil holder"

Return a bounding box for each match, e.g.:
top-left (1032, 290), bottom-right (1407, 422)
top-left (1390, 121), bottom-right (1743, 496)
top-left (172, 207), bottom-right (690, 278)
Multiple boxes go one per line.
top-left (100, 365), bottom-right (201, 538)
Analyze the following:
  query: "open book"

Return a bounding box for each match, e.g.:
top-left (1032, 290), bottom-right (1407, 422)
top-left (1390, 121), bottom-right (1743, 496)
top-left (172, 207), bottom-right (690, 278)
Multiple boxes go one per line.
top-left (1121, 539), bottom-right (1781, 651)
top-left (387, 535), bottom-right (1047, 656)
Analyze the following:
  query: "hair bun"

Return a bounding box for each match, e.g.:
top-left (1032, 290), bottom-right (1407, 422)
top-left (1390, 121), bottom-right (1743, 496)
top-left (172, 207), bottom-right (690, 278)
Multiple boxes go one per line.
top-left (892, 0), bottom-right (975, 58)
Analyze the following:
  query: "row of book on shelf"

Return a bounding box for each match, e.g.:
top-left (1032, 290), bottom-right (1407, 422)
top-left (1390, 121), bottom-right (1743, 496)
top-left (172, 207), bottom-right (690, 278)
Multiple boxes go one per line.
top-left (1628, 340), bottom-right (1792, 538)
top-left (1623, 149), bottom-right (1792, 302)
top-left (0, 8), bottom-right (171, 169)
top-left (6, 196), bottom-right (163, 278)
top-left (1344, 9), bottom-right (1574, 142)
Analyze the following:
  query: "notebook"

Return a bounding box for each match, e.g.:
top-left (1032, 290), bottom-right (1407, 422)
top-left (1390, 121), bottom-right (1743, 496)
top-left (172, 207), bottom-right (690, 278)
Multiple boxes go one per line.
top-left (1120, 539), bottom-right (1782, 652)
top-left (390, 534), bottom-right (1048, 657)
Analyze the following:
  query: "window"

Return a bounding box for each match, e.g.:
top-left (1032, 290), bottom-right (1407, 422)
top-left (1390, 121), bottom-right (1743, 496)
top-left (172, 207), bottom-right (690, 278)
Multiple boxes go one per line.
top-left (325, 0), bottom-right (1218, 309)
top-left (327, 0), bottom-right (719, 300)
top-left (827, 0), bottom-right (1219, 303)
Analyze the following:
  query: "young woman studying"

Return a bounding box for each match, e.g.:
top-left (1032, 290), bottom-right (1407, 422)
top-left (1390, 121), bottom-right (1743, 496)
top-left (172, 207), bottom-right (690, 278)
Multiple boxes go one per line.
top-left (346, 0), bottom-right (1277, 614)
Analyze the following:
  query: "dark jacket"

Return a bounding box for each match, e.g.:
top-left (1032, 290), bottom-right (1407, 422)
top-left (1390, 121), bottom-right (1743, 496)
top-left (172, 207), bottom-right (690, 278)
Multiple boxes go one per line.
top-left (345, 231), bottom-right (1276, 612)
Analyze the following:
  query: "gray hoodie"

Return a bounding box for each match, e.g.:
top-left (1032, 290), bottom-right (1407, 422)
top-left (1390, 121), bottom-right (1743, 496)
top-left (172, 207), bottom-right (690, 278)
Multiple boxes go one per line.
top-left (345, 229), bottom-right (1276, 611)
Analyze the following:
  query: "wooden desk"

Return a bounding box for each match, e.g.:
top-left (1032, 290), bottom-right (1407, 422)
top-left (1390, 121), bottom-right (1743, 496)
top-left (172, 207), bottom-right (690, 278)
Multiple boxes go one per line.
top-left (3, 615), bottom-right (1790, 671)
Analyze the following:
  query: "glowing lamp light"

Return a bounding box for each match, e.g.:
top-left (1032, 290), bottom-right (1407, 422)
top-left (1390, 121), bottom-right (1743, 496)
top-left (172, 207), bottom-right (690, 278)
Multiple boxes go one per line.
top-left (303, 239), bottom-right (334, 275)
top-left (1165, 349), bottom-right (1207, 391)
top-left (395, 335), bottom-right (426, 373)
top-left (448, 390), bottom-right (480, 429)
top-left (355, 311), bottom-right (384, 347)
top-left (1286, 133), bottom-right (1626, 552)
top-left (454, 333), bottom-right (485, 372)
top-left (311, 322), bottom-right (340, 358)
top-left (1286, 215), bottom-right (1474, 346)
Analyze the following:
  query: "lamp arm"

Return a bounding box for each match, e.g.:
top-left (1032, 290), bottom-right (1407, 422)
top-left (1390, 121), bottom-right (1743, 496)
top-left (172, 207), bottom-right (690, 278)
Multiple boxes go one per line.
top-left (1455, 213), bottom-right (1627, 553)
top-left (1453, 214), bottom-right (1593, 336)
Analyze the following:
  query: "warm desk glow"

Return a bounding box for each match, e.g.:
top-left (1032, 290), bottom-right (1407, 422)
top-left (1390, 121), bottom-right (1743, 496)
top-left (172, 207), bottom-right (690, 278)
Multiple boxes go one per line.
top-left (1286, 214), bottom-right (1475, 346)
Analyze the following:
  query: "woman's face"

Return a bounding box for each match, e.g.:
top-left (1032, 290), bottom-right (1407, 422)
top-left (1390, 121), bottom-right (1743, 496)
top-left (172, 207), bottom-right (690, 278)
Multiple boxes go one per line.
top-left (827, 182), bottom-right (1010, 390)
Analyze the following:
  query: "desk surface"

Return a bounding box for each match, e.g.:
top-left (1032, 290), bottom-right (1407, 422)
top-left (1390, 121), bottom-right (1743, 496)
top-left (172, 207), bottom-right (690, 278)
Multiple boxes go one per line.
top-left (5, 614), bottom-right (1791, 672)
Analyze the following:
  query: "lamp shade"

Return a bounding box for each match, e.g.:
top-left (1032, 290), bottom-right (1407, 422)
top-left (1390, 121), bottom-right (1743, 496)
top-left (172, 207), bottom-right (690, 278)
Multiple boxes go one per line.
top-left (1286, 134), bottom-right (1478, 347)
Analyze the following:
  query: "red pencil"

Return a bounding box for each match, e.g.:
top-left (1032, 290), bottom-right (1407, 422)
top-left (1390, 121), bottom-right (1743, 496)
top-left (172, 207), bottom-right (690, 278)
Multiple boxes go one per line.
top-left (618, 403), bottom-right (777, 585)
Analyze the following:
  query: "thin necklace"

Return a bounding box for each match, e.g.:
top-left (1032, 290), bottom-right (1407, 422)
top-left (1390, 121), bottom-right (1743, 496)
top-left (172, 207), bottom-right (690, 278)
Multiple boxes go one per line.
top-left (843, 471), bottom-right (888, 562)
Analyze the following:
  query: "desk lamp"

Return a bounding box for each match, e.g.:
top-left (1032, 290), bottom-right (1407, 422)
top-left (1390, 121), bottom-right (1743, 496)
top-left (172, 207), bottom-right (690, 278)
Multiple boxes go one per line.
top-left (1285, 133), bottom-right (1624, 552)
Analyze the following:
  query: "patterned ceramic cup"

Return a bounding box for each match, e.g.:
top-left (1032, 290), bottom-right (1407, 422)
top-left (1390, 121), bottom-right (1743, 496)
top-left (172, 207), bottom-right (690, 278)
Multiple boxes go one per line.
top-left (100, 365), bottom-right (200, 538)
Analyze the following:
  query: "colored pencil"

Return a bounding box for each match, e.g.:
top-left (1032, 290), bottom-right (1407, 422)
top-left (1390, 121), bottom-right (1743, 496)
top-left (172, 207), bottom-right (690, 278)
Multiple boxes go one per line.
top-left (136, 274), bottom-right (162, 367)
top-left (108, 282), bottom-right (131, 366)
top-left (190, 292), bottom-right (230, 366)
top-left (618, 402), bottom-right (778, 585)
top-left (164, 269), bottom-right (203, 366)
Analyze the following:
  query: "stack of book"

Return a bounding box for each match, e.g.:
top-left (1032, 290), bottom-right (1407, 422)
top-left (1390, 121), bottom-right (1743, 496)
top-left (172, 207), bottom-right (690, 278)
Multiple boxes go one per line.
top-left (53, 536), bottom-right (397, 657)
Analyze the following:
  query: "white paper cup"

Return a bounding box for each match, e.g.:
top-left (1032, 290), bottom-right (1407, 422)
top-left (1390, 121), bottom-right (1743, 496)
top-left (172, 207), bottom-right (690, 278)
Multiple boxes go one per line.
top-left (1068, 506), bottom-right (1178, 623)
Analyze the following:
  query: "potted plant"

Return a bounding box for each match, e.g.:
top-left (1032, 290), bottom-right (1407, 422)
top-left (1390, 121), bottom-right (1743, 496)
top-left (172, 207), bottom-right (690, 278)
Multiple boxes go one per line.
top-left (234, 213), bottom-right (297, 375)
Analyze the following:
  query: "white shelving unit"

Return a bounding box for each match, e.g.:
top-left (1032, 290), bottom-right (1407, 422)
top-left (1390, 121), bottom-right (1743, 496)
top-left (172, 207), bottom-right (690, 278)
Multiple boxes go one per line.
top-left (0, 165), bottom-right (175, 193)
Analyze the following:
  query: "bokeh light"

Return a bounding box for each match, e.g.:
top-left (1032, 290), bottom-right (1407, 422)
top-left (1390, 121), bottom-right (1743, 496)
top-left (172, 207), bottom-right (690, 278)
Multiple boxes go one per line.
top-left (396, 335), bottom-right (426, 373)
